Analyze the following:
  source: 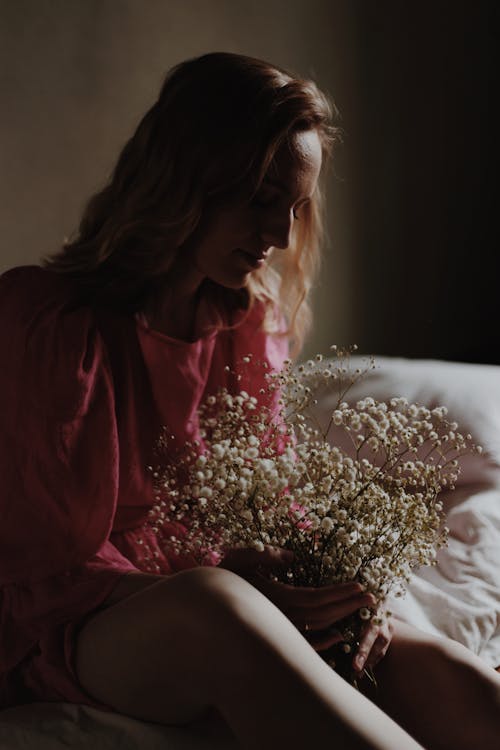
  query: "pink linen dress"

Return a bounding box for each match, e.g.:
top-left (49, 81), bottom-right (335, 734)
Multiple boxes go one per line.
top-left (0, 265), bottom-right (287, 710)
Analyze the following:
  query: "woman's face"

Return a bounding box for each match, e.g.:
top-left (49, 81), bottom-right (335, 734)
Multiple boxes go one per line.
top-left (184, 128), bottom-right (323, 291)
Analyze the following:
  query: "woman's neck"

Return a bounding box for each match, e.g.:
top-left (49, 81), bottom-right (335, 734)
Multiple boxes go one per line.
top-left (144, 290), bottom-right (200, 341)
top-left (141, 253), bottom-right (208, 340)
top-left (141, 276), bottom-right (247, 342)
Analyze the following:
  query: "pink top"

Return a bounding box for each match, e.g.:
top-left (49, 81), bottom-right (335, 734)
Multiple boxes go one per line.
top-left (0, 266), bottom-right (288, 683)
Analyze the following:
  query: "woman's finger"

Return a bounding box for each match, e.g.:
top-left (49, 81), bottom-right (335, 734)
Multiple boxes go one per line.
top-left (254, 574), bottom-right (368, 608)
top-left (353, 622), bottom-right (380, 673)
top-left (275, 580), bottom-right (367, 606)
top-left (264, 576), bottom-right (376, 625)
top-left (286, 593), bottom-right (376, 631)
top-left (223, 548), bottom-right (372, 614)
top-left (364, 634), bottom-right (391, 669)
top-left (226, 555), bottom-right (378, 633)
top-left (365, 620), bottom-right (394, 669)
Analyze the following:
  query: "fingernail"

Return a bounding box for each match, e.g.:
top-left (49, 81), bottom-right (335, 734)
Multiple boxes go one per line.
top-left (354, 656), bottom-right (364, 671)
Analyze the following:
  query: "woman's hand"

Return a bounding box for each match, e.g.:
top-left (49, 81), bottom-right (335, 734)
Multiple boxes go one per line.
top-left (353, 610), bottom-right (394, 674)
top-left (220, 546), bottom-right (377, 653)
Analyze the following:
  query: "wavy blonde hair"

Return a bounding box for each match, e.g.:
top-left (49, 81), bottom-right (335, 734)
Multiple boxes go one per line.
top-left (44, 52), bottom-right (340, 356)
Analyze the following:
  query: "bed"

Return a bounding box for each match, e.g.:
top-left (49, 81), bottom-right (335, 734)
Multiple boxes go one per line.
top-left (1, 356), bottom-right (499, 749)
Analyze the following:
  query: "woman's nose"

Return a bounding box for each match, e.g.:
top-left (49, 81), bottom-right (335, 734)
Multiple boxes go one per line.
top-left (260, 208), bottom-right (294, 250)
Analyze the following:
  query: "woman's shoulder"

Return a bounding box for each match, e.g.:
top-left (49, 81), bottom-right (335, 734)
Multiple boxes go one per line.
top-left (0, 265), bottom-right (110, 420)
top-left (0, 264), bottom-right (97, 339)
top-left (0, 262), bottom-right (74, 294)
top-left (0, 264), bottom-right (85, 324)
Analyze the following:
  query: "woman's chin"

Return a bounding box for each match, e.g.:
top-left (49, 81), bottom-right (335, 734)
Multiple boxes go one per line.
top-left (209, 270), bottom-right (252, 291)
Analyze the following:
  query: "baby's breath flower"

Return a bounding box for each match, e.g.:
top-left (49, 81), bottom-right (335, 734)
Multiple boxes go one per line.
top-left (244, 447), bottom-right (259, 460)
top-left (147, 347), bottom-right (476, 678)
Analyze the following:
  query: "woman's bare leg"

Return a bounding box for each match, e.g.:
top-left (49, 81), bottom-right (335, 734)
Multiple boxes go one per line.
top-left (75, 568), bottom-right (423, 750)
top-left (363, 619), bottom-right (500, 750)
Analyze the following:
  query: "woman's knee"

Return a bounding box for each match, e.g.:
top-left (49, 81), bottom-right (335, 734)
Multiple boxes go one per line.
top-left (158, 566), bottom-right (282, 652)
top-left (405, 634), bottom-right (500, 707)
top-left (158, 565), bottom-right (263, 618)
top-left (80, 565), bottom-right (283, 671)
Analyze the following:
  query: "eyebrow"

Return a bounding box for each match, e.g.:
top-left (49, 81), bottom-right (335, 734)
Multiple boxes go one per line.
top-left (264, 177), bottom-right (289, 192)
top-left (263, 177), bottom-right (312, 203)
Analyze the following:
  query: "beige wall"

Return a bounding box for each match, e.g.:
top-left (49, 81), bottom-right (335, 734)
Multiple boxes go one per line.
top-left (0, 0), bottom-right (358, 358)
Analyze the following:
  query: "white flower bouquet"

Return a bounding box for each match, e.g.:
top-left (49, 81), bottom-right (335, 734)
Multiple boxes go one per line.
top-left (147, 348), bottom-right (478, 683)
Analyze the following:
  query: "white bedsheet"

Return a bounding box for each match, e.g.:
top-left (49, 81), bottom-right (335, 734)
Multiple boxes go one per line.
top-left (0, 701), bottom-right (237, 749)
top-left (1, 356), bottom-right (499, 748)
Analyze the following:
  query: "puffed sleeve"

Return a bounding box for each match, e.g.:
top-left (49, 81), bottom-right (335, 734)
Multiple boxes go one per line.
top-left (0, 266), bottom-right (128, 586)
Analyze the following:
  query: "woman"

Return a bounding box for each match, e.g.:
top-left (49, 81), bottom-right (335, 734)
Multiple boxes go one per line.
top-left (0, 52), bottom-right (498, 750)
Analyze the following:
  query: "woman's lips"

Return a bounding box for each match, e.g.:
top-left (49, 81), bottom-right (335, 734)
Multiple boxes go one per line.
top-left (235, 249), bottom-right (265, 269)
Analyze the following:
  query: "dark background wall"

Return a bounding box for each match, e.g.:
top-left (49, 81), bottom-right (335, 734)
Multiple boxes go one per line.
top-left (346, 2), bottom-right (498, 365)
top-left (1, 1), bottom-right (497, 364)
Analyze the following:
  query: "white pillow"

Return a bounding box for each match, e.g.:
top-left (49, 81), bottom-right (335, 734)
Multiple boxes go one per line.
top-left (311, 355), bottom-right (500, 481)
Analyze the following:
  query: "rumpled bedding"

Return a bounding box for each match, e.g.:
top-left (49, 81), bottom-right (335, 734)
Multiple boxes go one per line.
top-left (1, 356), bottom-right (499, 748)
top-left (0, 702), bottom-right (237, 749)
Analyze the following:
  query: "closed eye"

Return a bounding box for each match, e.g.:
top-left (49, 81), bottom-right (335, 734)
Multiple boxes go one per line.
top-left (292, 198), bottom-right (311, 221)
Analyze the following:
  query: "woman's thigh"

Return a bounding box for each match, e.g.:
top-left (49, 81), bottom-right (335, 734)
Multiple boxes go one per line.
top-left (380, 619), bottom-right (500, 686)
top-left (74, 566), bottom-right (275, 725)
top-left (364, 619), bottom-right (500, 749)
top-left (99, 570), bottom-right (165, 608)
top-left (74, 574), bottom-right (432, 749)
